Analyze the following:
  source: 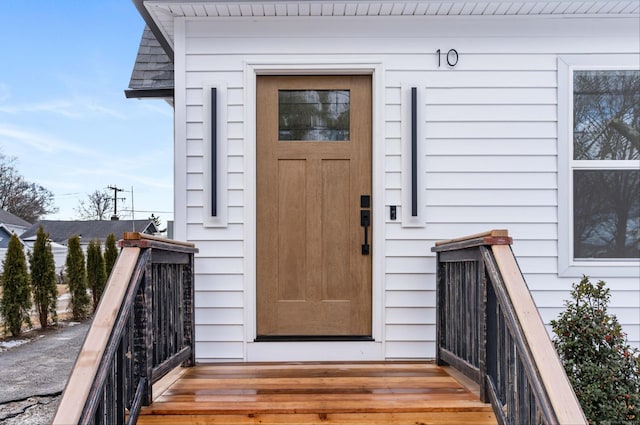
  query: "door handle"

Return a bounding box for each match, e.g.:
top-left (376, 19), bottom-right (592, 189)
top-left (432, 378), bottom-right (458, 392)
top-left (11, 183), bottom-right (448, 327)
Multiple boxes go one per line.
top-left (361, 210), bottom-right (370, 255)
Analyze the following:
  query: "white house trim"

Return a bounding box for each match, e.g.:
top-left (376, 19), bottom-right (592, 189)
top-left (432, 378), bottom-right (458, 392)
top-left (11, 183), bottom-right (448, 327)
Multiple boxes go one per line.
top-left (557, 54), bottom-right (640, 277)
top-left (173, 17), bottom-right (188, 242)
top-left (202, 81), bottom-right (229, 228)
top-left (401, 84), bottom-right (427, 227)
top-left (142, 0), bottom-right (640, 49)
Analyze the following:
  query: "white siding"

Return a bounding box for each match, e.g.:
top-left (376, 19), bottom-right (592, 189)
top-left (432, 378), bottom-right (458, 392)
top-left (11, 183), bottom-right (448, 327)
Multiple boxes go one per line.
top-left (173, 14), bottom-right (640, 361)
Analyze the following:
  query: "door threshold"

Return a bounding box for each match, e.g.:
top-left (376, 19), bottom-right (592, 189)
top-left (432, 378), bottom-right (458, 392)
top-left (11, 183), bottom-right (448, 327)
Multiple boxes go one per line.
top-left (255, 335), bottom-right (374, 342)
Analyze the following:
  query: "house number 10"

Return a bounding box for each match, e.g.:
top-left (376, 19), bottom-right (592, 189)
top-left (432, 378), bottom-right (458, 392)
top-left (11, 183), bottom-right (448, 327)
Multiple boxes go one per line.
top-left (436, 49), bottom-right (459, 67)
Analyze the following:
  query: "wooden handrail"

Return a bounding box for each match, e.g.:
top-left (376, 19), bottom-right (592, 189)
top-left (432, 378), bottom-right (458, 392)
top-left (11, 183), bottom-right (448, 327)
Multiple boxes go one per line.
top-left (52, 235), bottom-right (198, 425)
top-left (432, 230), bottom-right (587, 425)
top-left (491, 245), bottom-right (585, 424)
top-left (52, 247), bottom-right (141, 425)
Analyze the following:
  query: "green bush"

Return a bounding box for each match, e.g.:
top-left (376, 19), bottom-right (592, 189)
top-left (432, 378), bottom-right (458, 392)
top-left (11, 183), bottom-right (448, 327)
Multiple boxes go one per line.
top-left (86, 239), bottom-right (106, 310)
top-left (29, 226), bottom-right (58, 328)
top-left (551, 276), bottom-right (640, 424)
top-left (1, 234), bottom-right (32, 336)
top-left (65, 235), bottom-right (90, 320)
top-left (104, 233), bottom-right (118, 278)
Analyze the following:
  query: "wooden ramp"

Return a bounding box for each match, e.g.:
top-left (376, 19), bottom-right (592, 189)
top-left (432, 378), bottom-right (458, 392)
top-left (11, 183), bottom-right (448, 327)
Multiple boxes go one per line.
top-left (138, 362), bottom-right (497, 425)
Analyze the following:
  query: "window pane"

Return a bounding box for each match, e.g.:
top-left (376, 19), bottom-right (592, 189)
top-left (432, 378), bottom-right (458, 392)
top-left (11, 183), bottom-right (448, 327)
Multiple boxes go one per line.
top-left (573, 70), bottom-right (640, 160)
top-left (574, 170), bottom-right (640, 259)
top-left (279, 90), bottom-right (350, 141)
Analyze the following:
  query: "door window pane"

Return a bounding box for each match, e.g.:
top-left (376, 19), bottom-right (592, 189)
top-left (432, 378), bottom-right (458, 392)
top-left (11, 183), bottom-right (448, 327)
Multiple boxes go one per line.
top-left (278, 90), bottom-right (350, 141)
top-left (574, 169), bottom-right (640, 259)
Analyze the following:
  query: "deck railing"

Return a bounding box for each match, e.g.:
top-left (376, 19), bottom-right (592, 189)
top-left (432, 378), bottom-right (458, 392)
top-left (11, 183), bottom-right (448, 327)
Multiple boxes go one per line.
top-left (432, 230), bottom-right (587, 425)
top-left (52, 233), bottom-right (198, 425)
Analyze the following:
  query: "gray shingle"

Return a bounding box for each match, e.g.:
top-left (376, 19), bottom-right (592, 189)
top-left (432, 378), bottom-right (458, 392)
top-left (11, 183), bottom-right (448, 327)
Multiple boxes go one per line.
top-left (21, 220), bottom-right (158, 245)
top-left (127, 26), bottom-right (174, 91)
top-left (0, 209), bottom-right (32, 228)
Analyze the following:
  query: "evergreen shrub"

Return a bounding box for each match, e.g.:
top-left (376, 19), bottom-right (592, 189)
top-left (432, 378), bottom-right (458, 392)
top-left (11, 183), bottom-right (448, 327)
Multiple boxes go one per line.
top-left (66, 235), bottom-right (90, 320)
top-left (86, 239), bottom-right (106, 310)
top-left (1, 234), bottom-right (32, 335)
top-left (551, 276), bottom-right (640, 424)
top-left (29, 226), bottom-right (58, 328)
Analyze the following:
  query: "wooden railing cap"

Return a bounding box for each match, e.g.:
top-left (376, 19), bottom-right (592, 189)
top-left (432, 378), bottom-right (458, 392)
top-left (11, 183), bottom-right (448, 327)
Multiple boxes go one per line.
top-left (432, 229), bottom-right (512, 252)
top-left (120, 232), bottom-right (198, 251)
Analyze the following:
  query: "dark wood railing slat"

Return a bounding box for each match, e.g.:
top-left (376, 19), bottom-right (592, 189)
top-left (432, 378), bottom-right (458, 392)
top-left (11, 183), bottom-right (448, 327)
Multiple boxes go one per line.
top-left (433, 230), bottom-right (587, 425)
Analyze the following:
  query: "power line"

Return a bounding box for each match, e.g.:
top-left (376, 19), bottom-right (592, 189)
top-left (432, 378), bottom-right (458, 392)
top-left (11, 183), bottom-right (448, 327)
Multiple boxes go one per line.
top-left (119, 209), bottom-right (173, 214)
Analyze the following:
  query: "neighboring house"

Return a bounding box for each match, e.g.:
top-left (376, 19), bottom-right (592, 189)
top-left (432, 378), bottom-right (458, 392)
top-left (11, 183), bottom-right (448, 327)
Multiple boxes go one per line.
top-left (0, 224), bottom-right (15, 250)
top-left (0, 224), bottom-right (28, 273)
top-left (128, 0), bottom-right (639, 363)
top-left (0, 208), bottom-right (32, 237)
top-left (21, 219), bottom-right (158, 250)
top-left (0, 209), bottom-right (32, 272)
top-left (20, 219), bottom-right (157, 273)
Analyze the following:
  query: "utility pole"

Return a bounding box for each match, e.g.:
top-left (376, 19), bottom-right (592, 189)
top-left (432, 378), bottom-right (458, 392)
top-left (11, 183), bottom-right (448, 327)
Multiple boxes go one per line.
top-left (107, 185), bottom-right (125, 220)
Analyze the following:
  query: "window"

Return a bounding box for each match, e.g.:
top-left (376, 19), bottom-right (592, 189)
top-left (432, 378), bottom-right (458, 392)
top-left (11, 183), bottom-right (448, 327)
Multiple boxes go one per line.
top-left (278, 90), bottom-right (350, 141)
top-left (559, 57), bottom-right (640, 276)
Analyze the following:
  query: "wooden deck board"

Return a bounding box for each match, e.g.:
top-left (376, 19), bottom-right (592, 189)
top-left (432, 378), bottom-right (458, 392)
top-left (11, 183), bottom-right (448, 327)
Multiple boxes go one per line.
top-left (138, 362), bottom-right (497, 425)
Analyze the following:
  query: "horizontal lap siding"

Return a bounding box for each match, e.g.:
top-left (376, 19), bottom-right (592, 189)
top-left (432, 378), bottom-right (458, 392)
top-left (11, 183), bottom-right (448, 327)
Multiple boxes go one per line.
top-left (385, 49), bottom-right (562, 357)
top-left (184, 53), bottom-right (246, 360)
top-left (179, 15), bottom-right (639, 361)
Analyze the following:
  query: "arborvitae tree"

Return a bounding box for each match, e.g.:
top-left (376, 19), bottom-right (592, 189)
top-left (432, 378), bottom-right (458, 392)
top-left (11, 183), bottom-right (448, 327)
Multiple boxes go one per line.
top-left (86, 239), bottom-right (106, 310)
top-left (104, 233), bottom-right (118, 278)
top-left (65, 235), bottom-right (90, 320)
top-left (0, 234), bottom-right (32, 336)
top-left (29, 226), bottom-right (58, 328)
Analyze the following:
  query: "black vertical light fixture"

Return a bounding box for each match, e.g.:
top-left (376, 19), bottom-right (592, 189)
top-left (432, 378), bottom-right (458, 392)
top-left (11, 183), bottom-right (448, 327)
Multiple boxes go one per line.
top-left (211, 87), bottom-right (217, 217)
top-left (411, 87), bottom-right (418, 217)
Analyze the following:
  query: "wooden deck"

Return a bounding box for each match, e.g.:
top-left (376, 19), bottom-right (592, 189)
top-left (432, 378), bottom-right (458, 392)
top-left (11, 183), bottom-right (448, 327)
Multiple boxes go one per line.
top-left (137, 362), bottom-right (497, 425)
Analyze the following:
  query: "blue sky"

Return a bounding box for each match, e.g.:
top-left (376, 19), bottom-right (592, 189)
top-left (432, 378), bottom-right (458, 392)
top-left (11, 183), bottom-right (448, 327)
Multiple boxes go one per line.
top-left (0, 1), bottom-right (174, 225)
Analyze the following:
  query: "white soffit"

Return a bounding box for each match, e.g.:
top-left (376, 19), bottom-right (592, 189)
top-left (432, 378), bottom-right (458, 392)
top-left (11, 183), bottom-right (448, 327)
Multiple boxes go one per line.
top-left (143, 0), bottom-right (640, 46)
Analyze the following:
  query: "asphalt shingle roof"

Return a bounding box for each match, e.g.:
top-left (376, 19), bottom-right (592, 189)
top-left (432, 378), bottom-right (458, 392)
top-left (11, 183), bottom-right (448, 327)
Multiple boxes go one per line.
top-left (126, 26), bottom-right (174, 97)
top-left (21, 220), bottom-right (157, 245)
top-left (0, 209), bottom-right (32, 228)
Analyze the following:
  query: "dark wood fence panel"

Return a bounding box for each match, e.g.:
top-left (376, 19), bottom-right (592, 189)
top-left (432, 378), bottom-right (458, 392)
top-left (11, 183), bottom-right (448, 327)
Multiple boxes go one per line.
top-left (436, 248), bottom-right (485, 393)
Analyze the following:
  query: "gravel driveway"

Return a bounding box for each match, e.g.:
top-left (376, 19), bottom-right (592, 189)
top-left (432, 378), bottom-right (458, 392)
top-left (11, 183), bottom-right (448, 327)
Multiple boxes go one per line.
top-left (0, 321), bottom-right (89, 424)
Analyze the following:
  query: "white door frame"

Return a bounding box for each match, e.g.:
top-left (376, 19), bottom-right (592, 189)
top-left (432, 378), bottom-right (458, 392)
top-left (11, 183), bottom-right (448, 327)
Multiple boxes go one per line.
top-left (243, 60), bottom-right (386, 361)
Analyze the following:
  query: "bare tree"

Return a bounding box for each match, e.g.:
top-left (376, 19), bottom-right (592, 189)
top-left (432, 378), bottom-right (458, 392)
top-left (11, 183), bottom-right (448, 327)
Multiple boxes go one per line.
top-left (0, 153), bottom-right (57, 222)
top-left (76, 190), bottom-right (113, 220)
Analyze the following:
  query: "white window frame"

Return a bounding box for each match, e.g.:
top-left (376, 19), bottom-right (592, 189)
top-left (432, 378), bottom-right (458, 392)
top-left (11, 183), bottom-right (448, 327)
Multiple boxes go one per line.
top-left (558, 55), bottom-right (640, 277)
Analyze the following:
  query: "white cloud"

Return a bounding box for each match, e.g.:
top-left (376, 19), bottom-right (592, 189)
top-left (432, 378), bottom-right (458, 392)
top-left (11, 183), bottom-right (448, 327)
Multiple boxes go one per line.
top-left (139, 102), bottom-right (174, 118)
top-left (0, 96), bottom-right (127, 120)
top-left (0, 99), bottom-right (81, 118)
top-left (0, 123), bottom-right (95, 155)
top-left (69, 166), bottom-right (173, 190)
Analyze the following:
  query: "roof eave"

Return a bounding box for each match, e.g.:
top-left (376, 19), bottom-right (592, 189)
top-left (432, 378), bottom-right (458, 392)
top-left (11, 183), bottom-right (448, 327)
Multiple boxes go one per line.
top-left (133, 0), bottom-right (174, 60)
top-left (124, 88), bottom-right (175, 99)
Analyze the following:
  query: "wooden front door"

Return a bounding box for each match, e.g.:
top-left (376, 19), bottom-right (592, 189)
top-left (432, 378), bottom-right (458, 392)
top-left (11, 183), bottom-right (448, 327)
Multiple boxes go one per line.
top-left (257, 75), bottom-right (372, 338)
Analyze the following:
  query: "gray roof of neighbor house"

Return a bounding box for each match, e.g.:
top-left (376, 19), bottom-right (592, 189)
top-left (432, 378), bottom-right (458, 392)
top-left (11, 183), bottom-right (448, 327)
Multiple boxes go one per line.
top-left (125, 26), bottom-right (174, 100)
top-left (21, 220), bottom-right (158, 245)
top-left (0, 209), bottom-right (32, 229)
